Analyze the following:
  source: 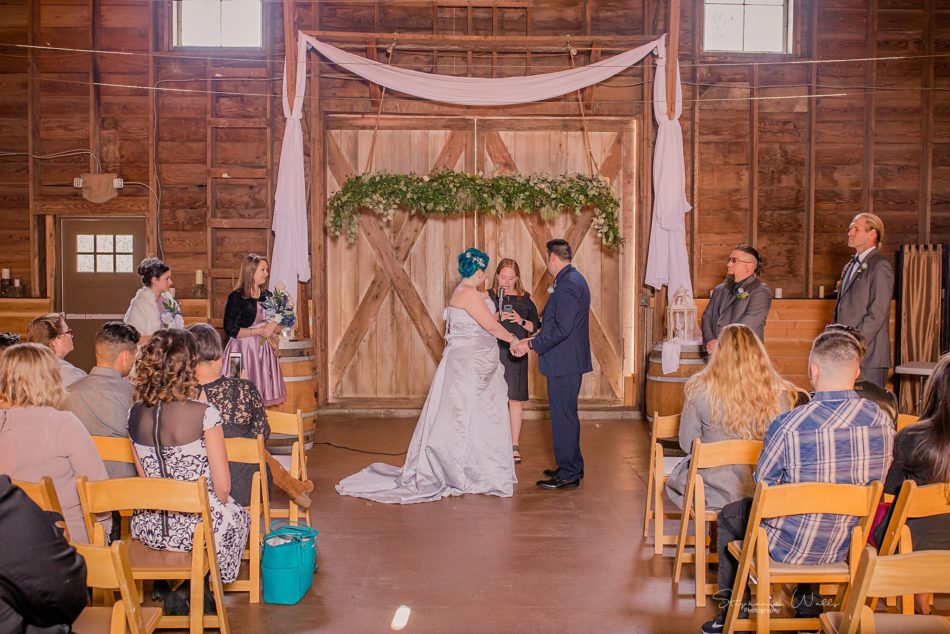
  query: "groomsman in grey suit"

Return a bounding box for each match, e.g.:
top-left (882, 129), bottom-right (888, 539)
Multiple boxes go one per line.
top-left (833, 213), bottom-right (894, 387)
top-left (701, 245), bottom-right (772, 355)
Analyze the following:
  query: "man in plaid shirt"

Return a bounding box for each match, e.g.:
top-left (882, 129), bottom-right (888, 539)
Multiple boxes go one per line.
top-left (702, 329), bottom-right (893, 634)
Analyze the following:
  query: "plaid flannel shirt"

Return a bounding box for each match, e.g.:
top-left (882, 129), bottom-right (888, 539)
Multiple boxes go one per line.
top-left (754, 390), bottom-right (893, 565)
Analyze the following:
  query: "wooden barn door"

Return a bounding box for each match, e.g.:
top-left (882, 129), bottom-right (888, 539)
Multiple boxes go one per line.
top-left (476, 119), bottom-right (636, 404)
top-left (324, 116), bottom-right (635, 406)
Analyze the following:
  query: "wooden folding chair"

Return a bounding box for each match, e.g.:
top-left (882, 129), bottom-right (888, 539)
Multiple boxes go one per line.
top-left (265, 409), bottom-right (311, 526)
top-left (77, 476), bottom-right (230, 634)
top-left (13, 476), bottom-right (70, 542)
top-left (222, 436), bottom-right (264, 603)
top-left (724, 480), bottom-right (883, 633)
top-left (72, 539), bottom-right (163, 634)
top-left (672, 438), bottom-right (763, 606)
top-left (91, 436), bottom-right (138, 538)
top-left (820, 546), bottom-right (950, 634)
top-left (874, 480), bottom-right (950, 613)
top-left (896, 414), bottom-right (919, 432)
top-left (643, 413), bottom-right (684, 555)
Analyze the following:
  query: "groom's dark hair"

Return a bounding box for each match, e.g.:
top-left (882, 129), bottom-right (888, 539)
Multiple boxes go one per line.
top-left (547, 239), bottom-right (572, 262)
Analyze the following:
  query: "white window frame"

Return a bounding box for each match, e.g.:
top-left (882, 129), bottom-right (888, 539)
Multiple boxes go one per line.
top-left (171, 0), bottom-right (264, 49)
top-left (702, 0), bottom-right (795, 56)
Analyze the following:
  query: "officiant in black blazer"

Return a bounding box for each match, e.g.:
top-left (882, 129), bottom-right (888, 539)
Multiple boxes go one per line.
top-left (700, 245), bottom-right (772, 355)
top-left (511, 239), bottom-right (592, 490)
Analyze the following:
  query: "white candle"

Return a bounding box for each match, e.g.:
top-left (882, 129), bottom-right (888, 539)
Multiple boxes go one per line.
top-left (774, 287), bottom-right (783, 299)
top-left (13, 279), bottom-right (20, 288)
top-left (196, 269), bottom-right (204, 285)
top-left (1, 268), bottom-right (9, 280)
top-left (818, 285), bottom-right (825, 299)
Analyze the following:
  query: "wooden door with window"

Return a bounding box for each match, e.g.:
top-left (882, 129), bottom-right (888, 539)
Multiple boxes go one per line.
top-left (59, 218), bottom-right (147, 371)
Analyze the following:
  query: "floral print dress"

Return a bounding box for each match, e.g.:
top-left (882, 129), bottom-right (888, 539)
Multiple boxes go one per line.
top-left (129, 401), bottom-right (250, 584)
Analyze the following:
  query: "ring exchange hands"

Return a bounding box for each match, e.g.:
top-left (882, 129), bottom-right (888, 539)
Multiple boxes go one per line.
top-left (510, 338), bottom-right (531, 358)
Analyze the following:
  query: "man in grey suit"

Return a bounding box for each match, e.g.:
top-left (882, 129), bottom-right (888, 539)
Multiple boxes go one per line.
top-left (833, 212), bottom-right (894, 387)
top-left (701, 245), bottom-right (772, 354)
top-left (65, 321), bottom-right (140, 477)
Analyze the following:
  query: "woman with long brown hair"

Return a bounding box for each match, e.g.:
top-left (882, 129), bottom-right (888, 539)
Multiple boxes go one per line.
top-left (128, 329), bottom-right (249, 595)
top-left (221, 254), bottom-right (285, 406)
top-left (665, 323), bottom-right (800, 511)
top-left (488, 257), bottom-right (540, 464)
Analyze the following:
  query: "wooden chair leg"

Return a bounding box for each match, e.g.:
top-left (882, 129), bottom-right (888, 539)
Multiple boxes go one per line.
top-left (644, 449), bottom-right (656, 539)
top-left (672, 493), bottom-right (692, 582)
top-left (754, 536), bottom-right (770, 634)
top-left (694, 483), bottom-right (707, 607)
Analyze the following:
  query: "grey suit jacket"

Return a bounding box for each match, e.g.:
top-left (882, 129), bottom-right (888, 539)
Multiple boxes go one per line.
top-left (700, 275), bottom-right (772, 345)
top-left (833, 249), bottom-right (894, 370)
top-left (65, 367), bottom-right (136, 478)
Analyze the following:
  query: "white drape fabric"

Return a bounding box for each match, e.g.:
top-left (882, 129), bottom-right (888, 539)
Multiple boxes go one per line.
top-left (644, 37), bottom-right (693, 302)
top-left (269, 36), bottom-right (311, 306)
top-left (304, 35), bottom-right (663, 106)
top-left (271, 32), bottom-right (693, 304)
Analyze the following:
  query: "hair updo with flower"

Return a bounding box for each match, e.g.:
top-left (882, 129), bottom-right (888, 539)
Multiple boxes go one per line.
top-left (457, 247), bottom-right (489, 279)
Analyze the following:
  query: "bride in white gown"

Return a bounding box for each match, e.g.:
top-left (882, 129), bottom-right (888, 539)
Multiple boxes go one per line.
top-left (337, 248), bottom-right (520, 503)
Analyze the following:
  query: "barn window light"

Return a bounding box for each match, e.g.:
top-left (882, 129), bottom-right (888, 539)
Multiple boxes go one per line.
top-left (172, 0), bottom-right (263, 48)
top-left (703, 0), bottom-right (793, 54)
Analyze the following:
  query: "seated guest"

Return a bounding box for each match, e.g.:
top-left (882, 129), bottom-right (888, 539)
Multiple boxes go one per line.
top-left (874, 352), bottom-right (950, 551)
top-left (0, 343), bottom-right (111, 543)
top-left (823, 323), bottom-right (898, 423)
top-left (666, 324), bottom-right (799, 512)
top-left (0, 332), bottom-right (19, 354)
top-left (128, 329), bottom-right (249, 588)
top-left (27, 313), bottom-right (86, 386)
top-left (188, 323), bottom-right (312, 509)
top-left (0, 475), bottom-right (87, 633)
top-left (65, 321), bottom-right (140, 477)
top-left (703, 329), bottom-right (893, 634)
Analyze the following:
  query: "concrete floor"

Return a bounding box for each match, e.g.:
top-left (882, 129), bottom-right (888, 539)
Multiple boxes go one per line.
top-left (226, 416), bottom-right (717, 633)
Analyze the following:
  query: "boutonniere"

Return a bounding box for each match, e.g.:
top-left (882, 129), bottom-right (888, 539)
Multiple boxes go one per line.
top-left (735, 288), bottom-right (749, 300)
top-left (547, 280), bottom-right (557, 295)
top-left (857, 262), bottom-right (868, 275)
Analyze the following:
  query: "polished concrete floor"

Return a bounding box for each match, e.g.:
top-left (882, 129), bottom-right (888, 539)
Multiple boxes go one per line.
top-left (226, 416), bottom-right (717, 633)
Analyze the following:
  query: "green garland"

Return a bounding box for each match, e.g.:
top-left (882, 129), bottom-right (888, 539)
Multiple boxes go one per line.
top-left (326, 170), bottom-right (622, 250)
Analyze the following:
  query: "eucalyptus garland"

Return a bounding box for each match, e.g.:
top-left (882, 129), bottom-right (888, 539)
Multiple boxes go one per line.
top-left (326, 170), bottom-right (622, 250)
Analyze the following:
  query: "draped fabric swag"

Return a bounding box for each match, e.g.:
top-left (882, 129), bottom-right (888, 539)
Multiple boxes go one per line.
top-left (271, 32), bottom-right (692, 303)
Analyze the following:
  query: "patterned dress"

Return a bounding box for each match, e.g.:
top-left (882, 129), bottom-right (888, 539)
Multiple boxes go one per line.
top-left (129, 400), bottom-right (250, 584)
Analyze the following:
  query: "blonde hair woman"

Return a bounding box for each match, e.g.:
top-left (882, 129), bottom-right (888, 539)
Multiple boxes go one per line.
top-left (0, 343), bottom-right (110, 543)
top-left (665, 324), bottom-right (801, 511)
top-left (488, 257), bottom-right (540, 464)
top-left (221, 254), bottom-right (285, 406)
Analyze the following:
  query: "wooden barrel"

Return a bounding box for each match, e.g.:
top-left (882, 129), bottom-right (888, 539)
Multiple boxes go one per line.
top-left (268, 338), bottom-right (317, 454)
top-left (644, 342), bottom-right (706, 421)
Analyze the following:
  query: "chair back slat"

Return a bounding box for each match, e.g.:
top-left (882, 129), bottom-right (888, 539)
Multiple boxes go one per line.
top-left (265, 409), bottom-right (302, 438)
top-left (693, 439), bottom-right (762, 469)
top-left (651, 413), bottom-right (681, 441)
top-left (13, 476), bottom-right (64, 515)
top-left (896, 414), bottom-right (919, 431)
top-left (864, 548), bottom-right (950, 597)
top-left (904, 481), bottom-right (950, 519)
top-left (225, 437), bottom-right (262, 465)
top-left (77, 476), bottom-right (206, 515)
top-left (92, 436), bottom-right (137, 464)
top-left (758, 481), bottom-right (882, 519)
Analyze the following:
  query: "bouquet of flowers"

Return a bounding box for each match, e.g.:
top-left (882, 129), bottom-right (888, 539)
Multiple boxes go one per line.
top-left (262, 282), bottom-right (297, 339)
top-left (159, 291), bottom-right (185, 329)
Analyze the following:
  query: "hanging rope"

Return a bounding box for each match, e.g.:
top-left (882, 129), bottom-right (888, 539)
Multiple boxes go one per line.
top-left (362, 40), bottom-right (396, 174)
top-left (568, 39), bottom-right (599, 178)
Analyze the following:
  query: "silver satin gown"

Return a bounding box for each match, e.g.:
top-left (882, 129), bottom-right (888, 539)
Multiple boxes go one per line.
top-left (336, 297), bottom-right (517, 503)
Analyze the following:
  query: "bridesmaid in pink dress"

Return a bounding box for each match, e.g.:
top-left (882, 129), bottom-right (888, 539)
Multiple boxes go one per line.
top-left (221, 254), bottom-right (286, 406)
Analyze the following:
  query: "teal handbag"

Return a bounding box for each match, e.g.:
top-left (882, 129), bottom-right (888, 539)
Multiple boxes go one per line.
top-left (261, 520), bottom-right (319, 605)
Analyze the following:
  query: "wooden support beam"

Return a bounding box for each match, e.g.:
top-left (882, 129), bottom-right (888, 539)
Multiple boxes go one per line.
top-left (861, 0), bottom-right (877, 215)
top-left (919, 0), bottom-right (935, 243)
top-left (749, 64), bottom-right (759, 247)
top-left (805, 0), bottom-right (818, 297)
top-left (666, 0), bottom-right (680, 121)
top-left (303, 30), bottom-right (658, 53)
top-left (283, 0), bottom-right (297, 106)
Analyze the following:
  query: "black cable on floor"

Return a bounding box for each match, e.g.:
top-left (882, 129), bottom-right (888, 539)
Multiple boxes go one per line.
top-left (313, 441), bottom-right (407, 456)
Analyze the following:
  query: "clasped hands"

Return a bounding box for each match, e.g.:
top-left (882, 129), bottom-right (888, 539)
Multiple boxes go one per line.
top-left (509, 337), bottom-right (531, 358)
top-left (255, 322), bottom-right (281, 338)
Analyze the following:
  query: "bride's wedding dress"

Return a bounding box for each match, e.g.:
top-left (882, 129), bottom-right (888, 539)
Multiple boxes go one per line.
top-left (336, 296), bottom-right (516, 503)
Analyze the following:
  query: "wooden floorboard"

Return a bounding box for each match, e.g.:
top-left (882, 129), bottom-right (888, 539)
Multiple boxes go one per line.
top-left (223, 415), bottom-right (718, 633)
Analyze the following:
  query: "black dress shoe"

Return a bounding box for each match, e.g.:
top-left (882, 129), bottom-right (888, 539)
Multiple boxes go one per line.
top-left (536, 477), bottom-right (580, 489)
top-left (543, 468), bottom-right (584, 479)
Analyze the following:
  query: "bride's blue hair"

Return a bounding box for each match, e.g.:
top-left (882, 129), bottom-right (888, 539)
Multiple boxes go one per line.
top-left (458, 247), bottom-right (489, 278)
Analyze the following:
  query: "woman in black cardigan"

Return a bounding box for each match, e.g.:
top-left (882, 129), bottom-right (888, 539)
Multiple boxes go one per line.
top-left (221, 254), bottom-right (286, 406)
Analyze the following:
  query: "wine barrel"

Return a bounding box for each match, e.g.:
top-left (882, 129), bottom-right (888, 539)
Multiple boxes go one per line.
top-left (644, 342), bottom-right (706, 422)
top-left (268, 338), bottom-right (317, 454)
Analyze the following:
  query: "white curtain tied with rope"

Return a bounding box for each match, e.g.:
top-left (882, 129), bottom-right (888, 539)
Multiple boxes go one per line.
top-left (271, 32), bottom-right (693, 301)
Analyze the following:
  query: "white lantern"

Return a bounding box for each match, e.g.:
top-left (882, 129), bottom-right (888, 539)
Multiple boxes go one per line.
top-left (666, 286), bottom-right (697, 342)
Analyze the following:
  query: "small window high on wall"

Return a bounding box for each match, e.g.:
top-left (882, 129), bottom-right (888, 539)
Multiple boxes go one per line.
top-left (703, 0), bottom-right (793, 54)
top-left (172, 0), bottom-right (262, 48)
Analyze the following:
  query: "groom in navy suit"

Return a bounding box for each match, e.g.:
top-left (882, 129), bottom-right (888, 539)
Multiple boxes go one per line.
top-left (511, 239), bottom-right (592, 489)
